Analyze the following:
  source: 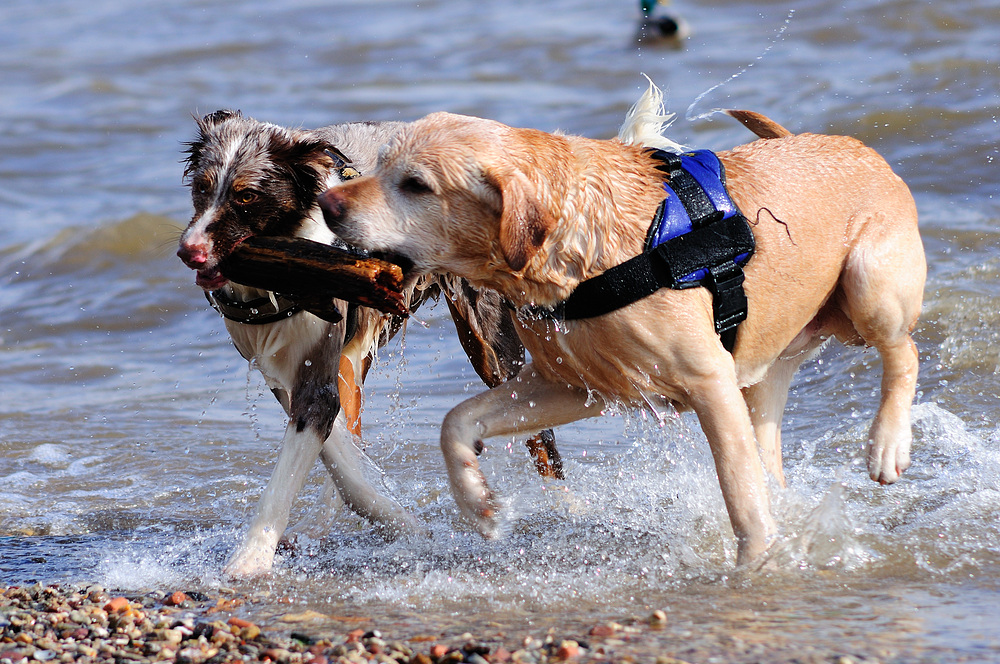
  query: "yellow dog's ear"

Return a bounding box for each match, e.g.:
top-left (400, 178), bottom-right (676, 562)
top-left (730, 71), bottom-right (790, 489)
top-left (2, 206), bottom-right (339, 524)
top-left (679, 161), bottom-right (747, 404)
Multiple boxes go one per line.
top-left (487, 169), bottom-right (554, 272)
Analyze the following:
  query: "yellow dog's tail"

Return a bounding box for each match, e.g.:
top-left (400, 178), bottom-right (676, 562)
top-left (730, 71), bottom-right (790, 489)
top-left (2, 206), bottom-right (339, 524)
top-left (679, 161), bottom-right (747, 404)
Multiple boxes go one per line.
top-left (724, 109), bottom-right (793, 139)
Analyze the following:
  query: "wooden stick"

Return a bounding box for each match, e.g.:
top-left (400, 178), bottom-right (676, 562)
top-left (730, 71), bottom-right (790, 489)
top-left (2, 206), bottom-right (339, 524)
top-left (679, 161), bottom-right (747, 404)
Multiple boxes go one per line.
top-left (218, 237), bottom-right (409, 317)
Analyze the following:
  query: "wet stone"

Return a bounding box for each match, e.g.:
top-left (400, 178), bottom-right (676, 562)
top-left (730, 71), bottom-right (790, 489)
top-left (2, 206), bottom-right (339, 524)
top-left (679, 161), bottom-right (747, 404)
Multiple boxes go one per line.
top-left (34, 637), bottom-right (58, 650)
top-left (441, 650), bottom-right (464, 663)
top-left (555, 640), bottom-right (580, 659)
top-left (104, 597), bottom-right (130, 613)
top-left (165, 591), bottom-right (191, 607)
top-left (68, 609), bottom-right (89, 624)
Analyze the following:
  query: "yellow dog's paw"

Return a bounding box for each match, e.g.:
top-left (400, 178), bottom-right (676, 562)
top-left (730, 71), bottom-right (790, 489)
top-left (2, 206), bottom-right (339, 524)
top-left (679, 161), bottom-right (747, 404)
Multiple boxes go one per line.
top-left (452, 467), bottom-right (501, 539)
top-left (866, 437), bottom-right (911, 485)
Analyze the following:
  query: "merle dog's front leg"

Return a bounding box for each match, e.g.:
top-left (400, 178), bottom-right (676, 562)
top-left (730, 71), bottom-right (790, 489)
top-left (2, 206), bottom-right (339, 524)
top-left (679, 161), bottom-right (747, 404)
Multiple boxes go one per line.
top-left (224, 422), bottom-right (327, 577)
top-left (224, 323), bottom-right (346, 578)
top-left (319, 414), bottom-right (419, 538)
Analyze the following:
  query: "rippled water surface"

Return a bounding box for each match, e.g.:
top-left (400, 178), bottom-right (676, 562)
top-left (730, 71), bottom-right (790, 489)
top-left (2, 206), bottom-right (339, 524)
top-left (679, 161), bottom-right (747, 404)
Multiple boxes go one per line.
top-left (2, 0), bottom-right (1000, 661)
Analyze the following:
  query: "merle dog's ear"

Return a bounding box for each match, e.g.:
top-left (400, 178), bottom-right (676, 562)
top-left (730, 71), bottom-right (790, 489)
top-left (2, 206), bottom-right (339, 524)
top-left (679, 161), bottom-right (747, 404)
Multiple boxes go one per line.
top-left (200, 109), bottom-right (242, 128)
top-left (269, 136), bottom-right (330, 170)
top-left (273, 138), bottom-right (346, 203)
top-left (182, 110), bottom-right (242, 179)
top-left (309, 143), bottom-right (363, 182)
top-left (300, 140), bottom-right (343, 173)
top-left (485, 168), bottom-right (554, 273)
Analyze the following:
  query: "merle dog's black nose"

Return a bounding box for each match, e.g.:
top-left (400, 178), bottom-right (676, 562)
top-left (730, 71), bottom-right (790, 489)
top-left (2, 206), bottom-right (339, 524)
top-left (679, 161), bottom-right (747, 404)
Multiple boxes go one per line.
top-left (317, 188), bottom-right (347, 232)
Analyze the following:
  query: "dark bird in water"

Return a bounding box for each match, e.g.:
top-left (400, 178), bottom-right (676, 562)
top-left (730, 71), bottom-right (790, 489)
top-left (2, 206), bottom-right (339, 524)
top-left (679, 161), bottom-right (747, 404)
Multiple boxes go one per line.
top-left (636, 0), bottom-right (690, 47)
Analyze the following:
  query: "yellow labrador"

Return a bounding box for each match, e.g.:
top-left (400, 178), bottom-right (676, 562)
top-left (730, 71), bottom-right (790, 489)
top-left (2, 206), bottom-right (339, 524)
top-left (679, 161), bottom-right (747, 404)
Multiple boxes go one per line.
top-left (317, 85), bottom-right (925, 565)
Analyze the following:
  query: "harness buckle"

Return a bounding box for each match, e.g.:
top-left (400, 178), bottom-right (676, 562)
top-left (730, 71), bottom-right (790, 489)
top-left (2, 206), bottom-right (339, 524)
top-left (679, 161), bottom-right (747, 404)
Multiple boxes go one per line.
top-left (706, 261), bottom-right (748, 341)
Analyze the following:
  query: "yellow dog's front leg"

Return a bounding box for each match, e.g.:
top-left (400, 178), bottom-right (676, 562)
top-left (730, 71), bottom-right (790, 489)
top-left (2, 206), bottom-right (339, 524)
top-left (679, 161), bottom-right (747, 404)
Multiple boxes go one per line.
top-left (439, 365), bottom-right (601, 537)
top-left (688, 358), bottom-right (777, 566)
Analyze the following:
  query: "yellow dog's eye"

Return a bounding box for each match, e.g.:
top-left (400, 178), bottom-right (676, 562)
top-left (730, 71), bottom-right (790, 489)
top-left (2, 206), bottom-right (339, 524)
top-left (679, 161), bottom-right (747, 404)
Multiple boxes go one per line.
top-left (234, 190), bottom-right (258, 206)
top-left (400, 176), bottom-right (432, 195)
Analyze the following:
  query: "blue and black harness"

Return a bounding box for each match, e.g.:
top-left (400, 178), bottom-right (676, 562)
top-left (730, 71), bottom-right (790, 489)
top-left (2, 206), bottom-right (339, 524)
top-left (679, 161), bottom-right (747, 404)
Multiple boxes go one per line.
top-left (523, 148), bottom-right (755, 352)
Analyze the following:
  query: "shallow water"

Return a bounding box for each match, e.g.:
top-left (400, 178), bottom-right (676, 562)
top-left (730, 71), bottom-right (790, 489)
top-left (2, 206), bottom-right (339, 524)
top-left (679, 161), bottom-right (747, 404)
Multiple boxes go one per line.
top-left (2, 0), bottom-right (1000, 660)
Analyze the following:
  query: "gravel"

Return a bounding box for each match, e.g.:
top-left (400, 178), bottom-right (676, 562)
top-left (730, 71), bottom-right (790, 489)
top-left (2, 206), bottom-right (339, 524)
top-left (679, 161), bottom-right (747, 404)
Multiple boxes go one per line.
top-left (0, 584), bottom-right (660, 664)
top-left (1, 583), bottom-right (910, 664)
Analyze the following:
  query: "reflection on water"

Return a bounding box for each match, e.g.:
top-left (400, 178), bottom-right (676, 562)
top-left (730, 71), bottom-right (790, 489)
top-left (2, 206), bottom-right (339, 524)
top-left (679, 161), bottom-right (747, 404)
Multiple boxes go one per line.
top-left (2, 0), bottom-right (1000, 660)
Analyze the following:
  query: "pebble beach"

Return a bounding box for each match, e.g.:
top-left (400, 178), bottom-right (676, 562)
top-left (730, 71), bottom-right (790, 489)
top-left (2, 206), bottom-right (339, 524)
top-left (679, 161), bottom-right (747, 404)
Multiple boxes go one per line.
top-left (0, 584), bottom-right (652, 664)
top-left (3, 1), bottom-right (1000, 663)
top-left (1, 584), bottom-right (903, 664)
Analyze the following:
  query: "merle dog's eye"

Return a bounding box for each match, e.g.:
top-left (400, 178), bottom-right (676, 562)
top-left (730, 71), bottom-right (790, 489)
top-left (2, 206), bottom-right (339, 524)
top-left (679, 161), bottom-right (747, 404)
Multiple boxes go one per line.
top-left (400, 176), bottom-right (432, 195)
top-left (234, 190), bottom-right (259, 206)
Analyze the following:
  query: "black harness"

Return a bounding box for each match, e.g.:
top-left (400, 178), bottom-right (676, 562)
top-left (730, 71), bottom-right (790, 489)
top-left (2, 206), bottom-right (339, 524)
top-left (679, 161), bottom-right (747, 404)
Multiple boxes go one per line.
top-left (207, 145), bottom-right (366, 338)
top-left (518, 149), bottom-right (755, 352)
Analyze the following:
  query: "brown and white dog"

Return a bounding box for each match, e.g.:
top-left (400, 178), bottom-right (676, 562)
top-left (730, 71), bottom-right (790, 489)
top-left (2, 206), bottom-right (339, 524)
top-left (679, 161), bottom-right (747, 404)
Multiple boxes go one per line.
top-left (177, 111), bottom-right (560, 577)
top-left (318, 84), bottom-right (926, 566)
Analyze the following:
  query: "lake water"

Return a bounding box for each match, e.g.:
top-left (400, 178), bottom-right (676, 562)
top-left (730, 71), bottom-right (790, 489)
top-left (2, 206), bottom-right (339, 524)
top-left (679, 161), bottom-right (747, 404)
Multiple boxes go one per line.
top-left (2, 0), bottom-right (999, 661)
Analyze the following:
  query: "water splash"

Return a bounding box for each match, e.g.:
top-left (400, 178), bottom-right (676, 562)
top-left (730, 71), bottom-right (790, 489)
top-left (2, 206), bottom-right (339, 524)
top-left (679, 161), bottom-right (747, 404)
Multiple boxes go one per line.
top-left (685, 9), bottom-right (796, 123)
top-left (96, 529), bottom-right (229, 590)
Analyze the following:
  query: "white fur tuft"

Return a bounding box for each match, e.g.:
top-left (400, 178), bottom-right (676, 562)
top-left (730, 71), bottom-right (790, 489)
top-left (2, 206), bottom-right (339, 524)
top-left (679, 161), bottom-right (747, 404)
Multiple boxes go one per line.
top-left (617, 76), bottom-right (685, 153)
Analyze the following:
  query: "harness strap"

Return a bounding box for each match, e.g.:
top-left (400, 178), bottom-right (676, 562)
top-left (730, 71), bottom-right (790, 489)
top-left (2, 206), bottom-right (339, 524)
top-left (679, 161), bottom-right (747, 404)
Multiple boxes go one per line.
top-left (651, 151), bottom-right (721, 229)
top-left (708, 261), bottom-right (748, 353)
top-left (521, 149), bottom-right (755, 353)
top-left (554, 213), bottom-right (754, 321)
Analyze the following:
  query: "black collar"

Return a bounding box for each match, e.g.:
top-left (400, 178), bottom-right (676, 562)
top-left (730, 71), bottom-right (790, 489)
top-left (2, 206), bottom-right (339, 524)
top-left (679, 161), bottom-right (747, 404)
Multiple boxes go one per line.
top-left (206, 289), bottom-right (301, 325)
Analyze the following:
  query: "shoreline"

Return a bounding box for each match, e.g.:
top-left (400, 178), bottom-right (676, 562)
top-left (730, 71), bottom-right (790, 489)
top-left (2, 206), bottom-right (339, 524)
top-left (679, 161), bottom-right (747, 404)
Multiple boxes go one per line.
top-left (0, 583), bottom-right (679, 664)
top-left (0, 582), bottom-right (922, 664)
